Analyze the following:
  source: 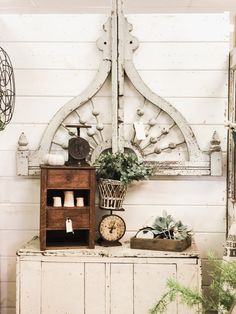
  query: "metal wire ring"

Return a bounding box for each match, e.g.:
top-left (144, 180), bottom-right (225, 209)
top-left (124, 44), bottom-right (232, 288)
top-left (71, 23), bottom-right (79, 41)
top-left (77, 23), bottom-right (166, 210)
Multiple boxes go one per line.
top-left (0, 47), bottom-right (15, 130)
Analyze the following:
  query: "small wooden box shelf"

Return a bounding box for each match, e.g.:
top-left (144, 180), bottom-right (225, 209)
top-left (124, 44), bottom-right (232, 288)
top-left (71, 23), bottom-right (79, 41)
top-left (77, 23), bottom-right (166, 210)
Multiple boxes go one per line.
top-left (40, 165), bottom-right (96, 250)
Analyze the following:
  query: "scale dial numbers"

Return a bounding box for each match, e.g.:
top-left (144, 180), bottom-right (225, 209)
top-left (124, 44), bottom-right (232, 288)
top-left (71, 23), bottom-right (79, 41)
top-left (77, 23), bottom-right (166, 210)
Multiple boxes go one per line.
top-left (99, 214), bottom-right (126, 242)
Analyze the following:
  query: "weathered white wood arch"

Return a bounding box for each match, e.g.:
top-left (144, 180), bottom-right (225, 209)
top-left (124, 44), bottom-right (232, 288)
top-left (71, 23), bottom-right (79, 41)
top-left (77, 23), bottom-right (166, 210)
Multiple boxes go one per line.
top-left (38, 19), bottom-right (112, 157)
top-left (17, 0), bottom-right (222, 176)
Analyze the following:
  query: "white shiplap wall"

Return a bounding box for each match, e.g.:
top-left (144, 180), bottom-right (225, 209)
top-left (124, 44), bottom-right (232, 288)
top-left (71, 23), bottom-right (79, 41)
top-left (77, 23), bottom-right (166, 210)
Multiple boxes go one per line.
top-left (0, 13), bottom-right (229, 313)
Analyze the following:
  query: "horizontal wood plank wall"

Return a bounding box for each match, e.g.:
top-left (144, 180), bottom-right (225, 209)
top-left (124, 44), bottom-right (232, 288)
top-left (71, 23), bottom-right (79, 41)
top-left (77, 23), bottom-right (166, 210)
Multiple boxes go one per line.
top-left (0, 13), bottom-right (229, 313)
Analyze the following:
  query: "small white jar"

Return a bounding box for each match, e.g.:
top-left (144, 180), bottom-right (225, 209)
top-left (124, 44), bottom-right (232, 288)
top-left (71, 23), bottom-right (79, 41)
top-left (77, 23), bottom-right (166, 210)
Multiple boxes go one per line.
top-left (53, 196), bottom-right (62, 207)
top-left (64, 191), bottom-right (74, 207)
top-left (76, 197), bottom-right (84, 207)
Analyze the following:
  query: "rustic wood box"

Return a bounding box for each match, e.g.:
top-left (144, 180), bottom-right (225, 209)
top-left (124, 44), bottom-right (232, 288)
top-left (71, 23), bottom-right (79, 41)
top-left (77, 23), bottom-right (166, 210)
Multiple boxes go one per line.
top-left (40, 165), bottom-right (96, 250)
top-left (130, 236), bottom-right (192, 252)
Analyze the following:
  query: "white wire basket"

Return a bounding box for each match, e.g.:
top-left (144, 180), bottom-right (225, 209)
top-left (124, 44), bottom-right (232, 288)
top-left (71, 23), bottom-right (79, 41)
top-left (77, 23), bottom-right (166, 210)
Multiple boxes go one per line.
top-left (98, 179), bottom-right (127, 210)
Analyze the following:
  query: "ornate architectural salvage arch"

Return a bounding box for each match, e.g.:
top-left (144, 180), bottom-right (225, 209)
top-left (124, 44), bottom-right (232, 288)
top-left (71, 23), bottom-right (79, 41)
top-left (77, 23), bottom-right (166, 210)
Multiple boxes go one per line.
top-left (17, 0), bottom-right (222, 176)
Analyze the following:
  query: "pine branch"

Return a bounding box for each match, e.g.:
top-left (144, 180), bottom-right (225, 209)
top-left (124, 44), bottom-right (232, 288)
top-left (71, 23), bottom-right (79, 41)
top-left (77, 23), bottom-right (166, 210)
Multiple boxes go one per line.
top-left (149, 256), bottom-right (236, 314)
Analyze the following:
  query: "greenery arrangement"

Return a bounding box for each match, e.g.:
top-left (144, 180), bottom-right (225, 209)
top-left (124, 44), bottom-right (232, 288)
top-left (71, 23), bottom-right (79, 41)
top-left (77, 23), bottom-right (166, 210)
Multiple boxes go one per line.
top-left (150, 211), bottom-right (192, 240)
top-left (149, 253), bottom-right (236, 314)
top-left (94, 151), bottom-right (153, 185)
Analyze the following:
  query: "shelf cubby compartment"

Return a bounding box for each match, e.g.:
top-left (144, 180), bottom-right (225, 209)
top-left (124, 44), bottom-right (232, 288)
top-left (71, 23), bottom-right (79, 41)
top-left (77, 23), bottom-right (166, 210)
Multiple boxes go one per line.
top-left (46, 189), bottom-right (90, 207)
top-left (46, 208), bottom-right (89, 230)
top-left (46, 230), bottom-right (90, 249)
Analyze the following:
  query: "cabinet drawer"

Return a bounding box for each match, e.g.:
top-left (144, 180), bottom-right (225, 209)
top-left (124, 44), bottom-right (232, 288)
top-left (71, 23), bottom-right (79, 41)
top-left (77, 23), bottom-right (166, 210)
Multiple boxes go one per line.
top-left (47, 209), bottom-right (90, 229)
top-left (47, 169), bottom-right (90, 188)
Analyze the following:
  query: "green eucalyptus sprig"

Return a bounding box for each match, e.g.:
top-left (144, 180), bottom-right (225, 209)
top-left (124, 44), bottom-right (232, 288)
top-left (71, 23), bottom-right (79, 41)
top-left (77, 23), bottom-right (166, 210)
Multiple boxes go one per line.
top-left (94, 151), bottom-right (153, 185)
top-left (152, 211), bottom-right (192, 240)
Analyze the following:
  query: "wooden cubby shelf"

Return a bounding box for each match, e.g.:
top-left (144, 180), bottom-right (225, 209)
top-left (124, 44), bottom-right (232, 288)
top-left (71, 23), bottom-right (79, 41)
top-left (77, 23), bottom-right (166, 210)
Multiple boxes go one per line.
top-left (40, 165), bottom-right (96, 250)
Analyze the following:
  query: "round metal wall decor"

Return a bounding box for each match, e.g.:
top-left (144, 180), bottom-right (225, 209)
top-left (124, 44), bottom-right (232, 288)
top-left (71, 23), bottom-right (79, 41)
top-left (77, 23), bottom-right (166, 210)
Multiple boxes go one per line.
top-left (0, 47), bottom-right (15, 130)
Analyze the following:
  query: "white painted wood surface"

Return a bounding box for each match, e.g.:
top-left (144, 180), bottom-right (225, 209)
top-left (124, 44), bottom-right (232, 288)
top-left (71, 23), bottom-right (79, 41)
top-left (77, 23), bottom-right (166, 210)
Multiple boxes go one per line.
top-left (134, 263), bottom-right (177, 314)
top-left (16, 238), bottom-right (200, 314)
top-left (127, 14), bottom-right (230, 42)
top-left (227, 47), bottom-right (236, 229)
top-left (42, 263), bottom-right (85, 313)
top-left (19, 261), bottom-right (41, 314)
top-left (177, 263), bottom-right (201, 313)
top-left (111, 263), bottom-right (134, 313)
top-left (85, 263), bottom-right (106, 313)
top-left (0, 14), bottom-right (109, 42)
top-left (0, 12), bottom-right (229, 312)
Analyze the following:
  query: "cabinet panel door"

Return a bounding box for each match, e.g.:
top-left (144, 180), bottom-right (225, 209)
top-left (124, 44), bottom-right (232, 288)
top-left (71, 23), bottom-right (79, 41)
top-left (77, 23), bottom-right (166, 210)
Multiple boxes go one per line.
top-left (177, 263), bottom-right (200, 314)
top-left (41, 262), bottom-right (84, 314)
top-left (19, 261), bottom-right (41, 314)
top-left (134, 263), bottom-right (177, 314)
top-left (85, 263), bottom-right (106, 314)
top-left (110, 263), bottom-right (134, 314)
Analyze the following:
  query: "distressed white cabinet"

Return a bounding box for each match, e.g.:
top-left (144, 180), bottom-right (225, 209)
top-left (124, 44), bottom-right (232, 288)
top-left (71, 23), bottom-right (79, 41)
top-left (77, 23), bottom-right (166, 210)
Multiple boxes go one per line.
top-left (16, 237), bottom-right (201, 314)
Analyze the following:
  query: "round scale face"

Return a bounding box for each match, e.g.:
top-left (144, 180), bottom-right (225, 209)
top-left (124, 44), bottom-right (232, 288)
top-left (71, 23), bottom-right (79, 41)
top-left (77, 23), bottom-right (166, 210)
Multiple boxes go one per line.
top-left (99, 214), bottom-right (126, 242)
top-left (68, 137), bottom-right (90, 160)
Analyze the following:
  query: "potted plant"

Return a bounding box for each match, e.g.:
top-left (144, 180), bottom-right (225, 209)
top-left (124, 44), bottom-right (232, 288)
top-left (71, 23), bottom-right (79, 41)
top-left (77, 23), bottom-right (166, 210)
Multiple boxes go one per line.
top-left (94, 151), bottom-right (152, 210)
top-left (131, 211), bottom-right (192, 252)
top-left (149, 253), bottom-right (236, 314)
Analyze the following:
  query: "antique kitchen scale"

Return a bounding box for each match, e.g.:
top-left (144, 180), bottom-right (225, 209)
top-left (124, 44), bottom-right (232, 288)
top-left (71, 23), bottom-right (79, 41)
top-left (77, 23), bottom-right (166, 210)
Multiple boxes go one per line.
top-left (97, 178), bottom-right (127, 247)
top-left (98, 213), bottom-right (126, 246)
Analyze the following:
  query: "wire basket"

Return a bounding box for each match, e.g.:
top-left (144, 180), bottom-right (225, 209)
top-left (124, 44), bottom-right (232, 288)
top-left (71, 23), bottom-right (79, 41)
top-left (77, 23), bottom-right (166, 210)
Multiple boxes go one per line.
top-left (98, 179), bottom-right (127, 210)
top-left (0, 47), bottom-right (15, 130)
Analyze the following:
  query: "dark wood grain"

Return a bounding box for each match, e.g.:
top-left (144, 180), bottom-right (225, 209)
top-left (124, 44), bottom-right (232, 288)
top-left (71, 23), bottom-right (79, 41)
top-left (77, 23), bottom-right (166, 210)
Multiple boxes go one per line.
top-left (47, 208), bottom-right (89, 229)
top-left (40, 166), bottom-right (96, 250)
top-left (40, 167), bottom-right (47, 250)
top-left (130, 237), bottom-right (191, 252)
top-left (47, 168), bottom-right (90, 189)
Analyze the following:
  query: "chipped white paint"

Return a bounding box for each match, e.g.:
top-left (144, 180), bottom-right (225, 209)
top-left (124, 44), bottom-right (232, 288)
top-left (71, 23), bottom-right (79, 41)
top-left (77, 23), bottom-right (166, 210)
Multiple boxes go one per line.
top-left (16, 1), bottom-right (223, 176)
top-left (111, 0), bottom-right (119, 153)
top-left (16, 18), bottom-right (111, 175)
top-left (230, 47), bottom-right (236, 71)
top-left (117, 0), bottom-right (125, 152)
top-left (16, 237), bottom-right (201, 314)
top-left (210, 131), bottom-right (223, 176)
top-left (121, 16), bottom-right (210, 170)
top-left (227, 47), bottom-right (236, 229)
top-left (17, 132), bottom-right (29, 176)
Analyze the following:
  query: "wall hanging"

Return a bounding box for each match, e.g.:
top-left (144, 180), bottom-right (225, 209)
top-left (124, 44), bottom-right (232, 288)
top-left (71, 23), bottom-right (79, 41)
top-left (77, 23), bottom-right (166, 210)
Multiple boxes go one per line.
top-left (16, 0), bottom-right (222, 177)
top-left (0, 46), bottom-right (15, 131)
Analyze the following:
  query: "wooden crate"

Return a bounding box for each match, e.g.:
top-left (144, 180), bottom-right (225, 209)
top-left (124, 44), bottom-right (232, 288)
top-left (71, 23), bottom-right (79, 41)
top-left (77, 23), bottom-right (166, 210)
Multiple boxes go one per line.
top-left (130, 236), bottom-right (192, 252)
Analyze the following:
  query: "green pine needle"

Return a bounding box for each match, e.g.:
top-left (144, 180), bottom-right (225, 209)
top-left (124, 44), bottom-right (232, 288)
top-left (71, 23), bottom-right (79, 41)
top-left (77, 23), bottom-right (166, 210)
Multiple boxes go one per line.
top-left (149, 255), bottom-right (236, 314)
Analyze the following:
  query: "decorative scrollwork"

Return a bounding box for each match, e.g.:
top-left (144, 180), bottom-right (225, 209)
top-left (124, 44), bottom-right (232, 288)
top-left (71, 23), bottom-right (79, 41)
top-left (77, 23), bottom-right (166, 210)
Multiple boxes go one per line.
top-left (0, 47), bottom-right (15, 130)
top-left (16, 9), bottom-right (222, 176)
